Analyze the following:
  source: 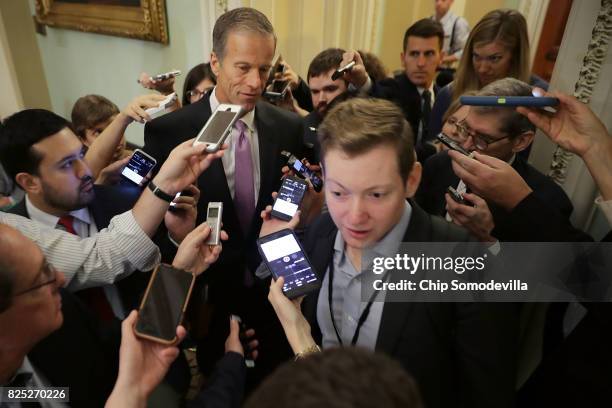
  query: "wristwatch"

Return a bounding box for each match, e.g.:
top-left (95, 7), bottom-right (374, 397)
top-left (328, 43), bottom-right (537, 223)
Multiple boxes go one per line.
top-left (147, 180), bottom-right (175, 203)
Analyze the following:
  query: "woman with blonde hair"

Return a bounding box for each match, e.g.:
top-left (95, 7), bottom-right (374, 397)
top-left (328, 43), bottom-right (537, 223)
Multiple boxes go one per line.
top-left (429, 9), bottom-right (547, 138)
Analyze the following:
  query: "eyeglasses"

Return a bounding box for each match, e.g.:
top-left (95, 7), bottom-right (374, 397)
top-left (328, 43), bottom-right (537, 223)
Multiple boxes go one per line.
top-left (186, 87), bottom-right (213, 100)
top-left (456, 119), bottom-right (512, 151)
top-left (13, 261), bottom-right (58, 297)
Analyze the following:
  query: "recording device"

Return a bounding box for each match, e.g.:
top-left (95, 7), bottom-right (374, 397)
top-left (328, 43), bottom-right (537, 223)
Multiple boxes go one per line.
top-left (231, 315), bottom-right (255, 368)
top-left (121, 149), bottom-right (157, 186)
top-left (168, 192), bottom-right (182, 212)
top-left (204, 202), bottom-right (223, 245)
top-left (257, 229), bottom-right (320, 299)
top-left (193, 104), bottom-right (243, 152)
top-left (459, 95), bottom-right (559, 107)
top-left (145, 92), bottom-right (177, 119)
top-left (280, 151), bottom-right (323, 192)
top-left (264, 79), bottom-right (290, 100)
top-left (436, 133), bottom-right (471, 156)
top-left (151, 70), bottom-right (181, 81)
top-left (446, 186), bottom-right (470, 206)
top-left (134, 264), bottom-right (195, 344)
top-left (331, 61), bottom-right (355, 81)
top-left (271, 176), bottom-right (308, 221)
top-left (266, 56), bottom-right (285, 85)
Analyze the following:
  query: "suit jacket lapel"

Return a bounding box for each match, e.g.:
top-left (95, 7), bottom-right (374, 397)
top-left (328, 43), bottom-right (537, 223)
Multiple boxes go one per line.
top-left (375, 202), bottom-right (431, 354)
top-left (253, 102), bottom-right (280, 211)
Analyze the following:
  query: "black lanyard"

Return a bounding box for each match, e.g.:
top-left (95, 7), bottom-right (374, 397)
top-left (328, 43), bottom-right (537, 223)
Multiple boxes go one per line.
top-left (327, 258), bottom-right (389, 346)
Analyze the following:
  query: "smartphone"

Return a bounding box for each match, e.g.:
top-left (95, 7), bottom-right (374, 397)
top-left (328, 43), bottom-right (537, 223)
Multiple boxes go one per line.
top-left (271, 176), bottom-right (308, 221)
top-left (257, 229), bottom-right (320, 299)
top-left (151, 70), bottom-right (181, 81)
top-left (446, 186), bottom-right (469, 206)
top-left (436, 133), bottom-right (471, 156)
top-left (193, 104), bottom-right (243, 153)
top-left (264, 79), bottom-right (290, 100)
top-left (266, 56), bottom-right (285, 85)
top-left (134, 264), bottom-right (196, 344)
top-left (459, 95), bottom-right (559, 107)
top-left (280, 151), bottom-right (323, 192)
top-left (331, 60), bottom-right (355, 81)
top-left (145, 92), bottom-right (177, 119)
top-left (205, 202), bottom-right (223, 245)
top-left (121, 149), bottom-right (157, 186)
top-left (231, 315), bottom-right (255, 368)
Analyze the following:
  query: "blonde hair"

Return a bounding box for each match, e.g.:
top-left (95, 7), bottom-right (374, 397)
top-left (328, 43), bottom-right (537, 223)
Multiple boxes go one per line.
top-left (452, 9), bottom-right (531, 103)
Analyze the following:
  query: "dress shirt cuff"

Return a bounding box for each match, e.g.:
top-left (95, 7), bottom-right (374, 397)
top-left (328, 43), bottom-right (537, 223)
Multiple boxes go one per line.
top-left (595, 196), bottom-right (612, 227)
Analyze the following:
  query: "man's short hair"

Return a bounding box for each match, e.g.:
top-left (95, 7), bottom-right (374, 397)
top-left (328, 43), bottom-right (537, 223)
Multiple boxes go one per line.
top-left (0, 109), bottom-right (71, 182)
top-left (0, 225), bottom-right (18, 313)
top-left (473, 77), bottom-right (536, 137)
top-left (403, 18), bottom-right (444, 52)
top-left (318, 98), bottom-right (415, 183)
top-left (212, 7), bottom-right (276, 61)
top-left (307, 48), bottom-right (346, 81)
top-left (245, 347), bottom-right (424, 408)
top-left (71, 94), bottom-right (119, 139)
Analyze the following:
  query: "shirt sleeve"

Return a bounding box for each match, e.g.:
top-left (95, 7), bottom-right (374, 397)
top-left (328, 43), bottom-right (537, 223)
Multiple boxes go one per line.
top-left (451, 17), bottom-right (470, 59)
top-left (1, 210), bottom-right (160, 290)
top-left (595, 196), bottom-right (612, 228)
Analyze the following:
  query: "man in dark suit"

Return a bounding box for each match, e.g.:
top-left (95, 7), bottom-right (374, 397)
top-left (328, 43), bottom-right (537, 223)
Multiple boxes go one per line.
top-left (144, 7), bottom-right (303, 380)
top-left (259, 98), bottom-right (518, 408)
top-left (339, 19), bottom-right (444, 161)
top-left (416, 78), bottom-right (573, 239)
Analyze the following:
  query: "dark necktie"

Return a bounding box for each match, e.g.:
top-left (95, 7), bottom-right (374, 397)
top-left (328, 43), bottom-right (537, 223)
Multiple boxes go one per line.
top-left (57, 215), bottom-right (115, 322)
top-left (234, 120), bottom-right (255, 233)
top-left (421, 89), bottom-right (432, 143)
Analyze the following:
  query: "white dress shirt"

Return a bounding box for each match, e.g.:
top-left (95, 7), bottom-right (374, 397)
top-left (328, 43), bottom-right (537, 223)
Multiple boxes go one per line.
top-left (209, 87), bottom-right (260, 205)
top-left (434, 10), bottom-right (470, 60)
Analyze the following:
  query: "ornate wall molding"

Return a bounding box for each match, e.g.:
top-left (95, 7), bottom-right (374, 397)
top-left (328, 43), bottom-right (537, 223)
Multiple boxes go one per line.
top-left (549, 0), bottom-right (612, 183)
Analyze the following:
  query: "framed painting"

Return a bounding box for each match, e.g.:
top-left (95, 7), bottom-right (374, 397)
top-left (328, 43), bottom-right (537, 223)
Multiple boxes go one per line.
top-left (34, 0), bottom-right (169, 44)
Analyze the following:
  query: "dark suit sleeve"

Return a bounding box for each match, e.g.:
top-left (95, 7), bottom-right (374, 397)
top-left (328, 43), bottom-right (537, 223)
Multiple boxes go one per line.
top-left (453, 302), bottom-right (519, 408)
top-left (429, 85), bottom-right (452, 138)
top-left (292, 78), bottom-right (313, 112)
top-left (493, 193), bottom-right (593, 242)
top-left (187, 352), bottom-right (246, 408)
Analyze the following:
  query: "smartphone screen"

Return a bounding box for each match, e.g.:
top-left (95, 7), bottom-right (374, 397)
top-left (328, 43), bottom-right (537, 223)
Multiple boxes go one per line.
top-left (195, 110), bottom-right (239, 145)
top-left (258, 230), bottom-right (319, 298)
top-left (121, 150), bottom-right (156, 185)
top-left (135, 265), bottom-right (194, 342)
top-left (271, 79), bottom-right (289, 94)
top-left (292, 160), bottom-right (323, 191)
top-left (272, 177), bottom-right (307, 220)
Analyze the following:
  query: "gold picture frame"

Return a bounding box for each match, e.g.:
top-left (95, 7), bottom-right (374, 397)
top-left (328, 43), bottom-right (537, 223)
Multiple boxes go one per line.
top-left (34, 0), bottom-right (168, 44)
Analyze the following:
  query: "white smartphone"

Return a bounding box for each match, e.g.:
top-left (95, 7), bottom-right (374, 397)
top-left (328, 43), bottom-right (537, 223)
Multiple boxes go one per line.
top-left (151, 70), bottom-right (181, 81)
top-left (205, 202), bottom-right (223, 245)
top-left (121, 149), bottom-right (157, 186)
top-left (145, 92), bottom-right (177, 119)
top-left (193, 104), bottom-right (243, 153)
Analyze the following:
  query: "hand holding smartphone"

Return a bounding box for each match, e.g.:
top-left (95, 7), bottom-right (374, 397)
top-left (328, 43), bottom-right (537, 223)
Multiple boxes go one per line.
top-left (134, 264), bottom-right (195, 344)
top-left (280, 151), bottom-right (323, 192)
top-left (193, 104), bottom-right (243, 153)
top-left (257, 229), bottom-right (320, 299)
top-left (271, 176), bottom-right (308, 221)
top-left (121, 149), bottom-right (157, 186)
top-left (446, 186), bottom-right (471, 206)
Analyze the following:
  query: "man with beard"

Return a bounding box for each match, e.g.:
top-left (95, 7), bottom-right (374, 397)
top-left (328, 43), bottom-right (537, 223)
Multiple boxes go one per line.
top-left (302, 48), bottom-right (349, 163)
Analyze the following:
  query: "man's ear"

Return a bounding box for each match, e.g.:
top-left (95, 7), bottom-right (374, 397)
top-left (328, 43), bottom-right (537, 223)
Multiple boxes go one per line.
top-left (400, 51), bottom-right (406, 68)
top-left (404, 161), bottom-right (422, 199)
top-left (512, 131), bottom-right (535, 153)
top-left (210, 52), bottom-right (220, 76)
top-left (15, 173), bottom-right (41, 195)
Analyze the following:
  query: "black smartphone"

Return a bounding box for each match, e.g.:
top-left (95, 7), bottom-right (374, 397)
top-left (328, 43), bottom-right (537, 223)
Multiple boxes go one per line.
top-left (134, 264), bottom-right (195, 344)
top-left (257, 229), bottom-right (320, 299)
top-left (121, 149), bottom-right (157, 186)
top-left (446, 186), bottom-right (471, 206)
top-left (280, 151), bottom-right (323, 192)
top-left (271, 176), bottom-right (308, 221)
top-left (436, 133), bottom-right (471, 156)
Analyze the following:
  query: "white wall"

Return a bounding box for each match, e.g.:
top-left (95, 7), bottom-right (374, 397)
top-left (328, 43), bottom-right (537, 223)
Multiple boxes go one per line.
top-left (27, 0), bottom-right (208, 146)
top-left (0, 7), bottom-right (23, 118)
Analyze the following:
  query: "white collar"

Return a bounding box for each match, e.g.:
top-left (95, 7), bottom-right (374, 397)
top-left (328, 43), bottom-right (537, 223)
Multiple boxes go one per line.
top-left (417, 83), bottom-right (435, 97)
top-left (25, 195), bottom-right (92, 228)
top-left (209, 87), bottom-right (256, 132)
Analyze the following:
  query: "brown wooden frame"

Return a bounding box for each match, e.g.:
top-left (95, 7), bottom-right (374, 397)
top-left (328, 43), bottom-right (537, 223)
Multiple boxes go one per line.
top-left (34, 0), bottom-right (168, 44)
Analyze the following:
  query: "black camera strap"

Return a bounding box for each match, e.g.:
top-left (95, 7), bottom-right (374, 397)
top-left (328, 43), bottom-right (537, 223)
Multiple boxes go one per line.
top-left (327, 260), bottom-right (389, 346)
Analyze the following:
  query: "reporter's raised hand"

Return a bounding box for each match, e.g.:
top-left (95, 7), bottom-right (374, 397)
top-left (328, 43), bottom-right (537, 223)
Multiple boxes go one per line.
top-left (259, 194), bottom-right (300, 238)
top-left (516, 89), bottom-right (610, 158)
top-left (449, 150), bottom-right (532, 211)
top-left (106, 310), bottom-right (186, 408)
top-left (268, 277), bottom-right (316, 355)
top-left (445, 192), bottom-right (496, 242)
top-left (225, 317), bottom-right (259, 361)
top-left (172, 221), bottom-right (228, 275)
top-left (95, 156), bottom-right (130, 186)
top-left (123, 93), bottom-right (167, 124)
top-left (275, 60), bottom-right (300, 91)
top-left (153, 139), bottom-right (225, 195)
top-left (165, 184), bottom-right (200, 244)
top-left (339, 50), bottom-right (368, 88)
